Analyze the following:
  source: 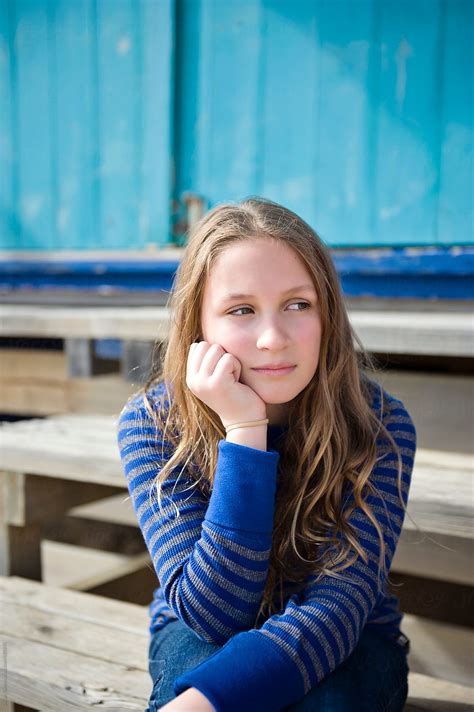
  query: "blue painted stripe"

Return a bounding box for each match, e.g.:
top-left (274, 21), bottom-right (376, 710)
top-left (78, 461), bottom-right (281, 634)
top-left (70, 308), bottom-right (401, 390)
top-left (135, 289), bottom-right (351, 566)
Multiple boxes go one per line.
top-left (1, 246), bottom-right (472, 299)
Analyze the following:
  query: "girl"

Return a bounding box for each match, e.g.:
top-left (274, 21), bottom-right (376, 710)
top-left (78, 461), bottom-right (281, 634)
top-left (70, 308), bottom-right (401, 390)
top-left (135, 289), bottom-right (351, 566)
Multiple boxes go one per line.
top-left (117, 197), bottom-right (416, 712)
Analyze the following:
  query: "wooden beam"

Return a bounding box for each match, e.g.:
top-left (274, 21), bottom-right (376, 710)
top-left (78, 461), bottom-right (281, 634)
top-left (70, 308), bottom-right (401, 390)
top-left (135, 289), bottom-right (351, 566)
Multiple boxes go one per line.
top-left (42, 516), bottom-right (145, 555)
top-left (1, 473), bottom-right (123, 527)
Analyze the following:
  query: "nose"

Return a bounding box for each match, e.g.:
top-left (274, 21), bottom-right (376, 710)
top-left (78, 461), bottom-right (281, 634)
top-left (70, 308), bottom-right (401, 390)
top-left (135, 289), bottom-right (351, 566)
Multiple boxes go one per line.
top-left (255, 317), bottom-right (290, 351)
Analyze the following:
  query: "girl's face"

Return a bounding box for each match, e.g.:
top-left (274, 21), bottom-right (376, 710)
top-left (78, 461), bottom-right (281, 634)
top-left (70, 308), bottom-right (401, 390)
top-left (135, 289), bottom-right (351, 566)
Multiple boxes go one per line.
top-left (200, 238), bottom-right (322, 425)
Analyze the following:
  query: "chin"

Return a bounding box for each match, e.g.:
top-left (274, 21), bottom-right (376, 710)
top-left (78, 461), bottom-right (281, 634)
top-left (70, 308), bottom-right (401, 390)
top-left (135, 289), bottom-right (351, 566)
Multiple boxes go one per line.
top-left (254, 387), bottom-right (298, 405)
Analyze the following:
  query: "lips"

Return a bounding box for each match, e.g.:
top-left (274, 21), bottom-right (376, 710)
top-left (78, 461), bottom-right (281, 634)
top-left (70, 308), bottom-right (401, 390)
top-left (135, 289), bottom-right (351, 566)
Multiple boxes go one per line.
top-left (252, 363), bottom-right (295, 370)
top-left (251, 364), bottom-right (296, 376)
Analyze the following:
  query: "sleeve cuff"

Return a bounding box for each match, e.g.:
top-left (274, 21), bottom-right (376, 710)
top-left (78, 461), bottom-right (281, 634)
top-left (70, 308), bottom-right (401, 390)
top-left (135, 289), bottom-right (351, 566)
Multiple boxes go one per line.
top-left (204, 440), bottom-right (280, 534)
top-left (173, 630), bottom-right (304, 712)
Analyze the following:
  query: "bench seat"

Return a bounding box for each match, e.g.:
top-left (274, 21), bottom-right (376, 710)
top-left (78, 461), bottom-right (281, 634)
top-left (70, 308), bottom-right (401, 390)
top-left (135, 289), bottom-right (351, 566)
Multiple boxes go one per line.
top-left (1, 577), bottom-right (473, 711)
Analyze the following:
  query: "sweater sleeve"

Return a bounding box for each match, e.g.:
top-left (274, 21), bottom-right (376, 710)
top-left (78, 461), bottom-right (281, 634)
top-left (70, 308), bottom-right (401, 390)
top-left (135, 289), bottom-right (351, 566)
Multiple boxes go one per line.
top-left (116, 388), bottom-right (280, 644)
top-left (173, 393), bottom-right (417, 712)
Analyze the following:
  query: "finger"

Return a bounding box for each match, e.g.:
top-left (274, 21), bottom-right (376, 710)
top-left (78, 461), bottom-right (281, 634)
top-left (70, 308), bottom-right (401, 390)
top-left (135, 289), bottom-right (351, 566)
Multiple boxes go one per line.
top-left (211, 352), bottom-right (240, 383)
top-left (187, 340), bottom-right (210, 374)
top-left (200, 343), bottom-right (226, 377)
top-left (186, 341), bottom-right (206, 383)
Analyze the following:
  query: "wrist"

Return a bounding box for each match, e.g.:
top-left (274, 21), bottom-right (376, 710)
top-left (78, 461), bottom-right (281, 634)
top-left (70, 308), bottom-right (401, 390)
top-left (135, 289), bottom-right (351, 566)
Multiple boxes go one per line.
top-left (225, 422), bottom-right (267, 451)
top-left (221, 413), bottom-right (267, 430)
top-left (225, 417), bottom-right (269, 434)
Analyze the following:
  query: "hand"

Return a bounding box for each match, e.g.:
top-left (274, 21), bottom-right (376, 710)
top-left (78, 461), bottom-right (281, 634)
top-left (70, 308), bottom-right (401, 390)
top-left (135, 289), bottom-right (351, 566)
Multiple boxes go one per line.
top-left (186, 341), bottom-right (267, 427)
top-left (159, 686), bottom-right (216, 711)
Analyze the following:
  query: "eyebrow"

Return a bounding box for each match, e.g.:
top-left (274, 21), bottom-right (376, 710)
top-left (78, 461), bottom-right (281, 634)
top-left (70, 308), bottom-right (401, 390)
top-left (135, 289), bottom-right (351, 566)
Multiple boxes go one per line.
top-left (220, 284), bottom-right (315, 302)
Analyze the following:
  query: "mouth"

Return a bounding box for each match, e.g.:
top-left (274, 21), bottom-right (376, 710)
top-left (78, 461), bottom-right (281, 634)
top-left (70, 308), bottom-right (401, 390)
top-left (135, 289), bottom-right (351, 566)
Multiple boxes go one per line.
top-left (251, 365), bottom-right (296, 376)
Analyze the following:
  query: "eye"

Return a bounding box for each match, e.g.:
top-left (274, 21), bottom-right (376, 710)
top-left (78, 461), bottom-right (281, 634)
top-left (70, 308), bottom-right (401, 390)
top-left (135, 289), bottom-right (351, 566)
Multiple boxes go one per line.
top-left (228, 306), bottom-right (253, 316)
top-left (287, 301), bottom-right (311, 311)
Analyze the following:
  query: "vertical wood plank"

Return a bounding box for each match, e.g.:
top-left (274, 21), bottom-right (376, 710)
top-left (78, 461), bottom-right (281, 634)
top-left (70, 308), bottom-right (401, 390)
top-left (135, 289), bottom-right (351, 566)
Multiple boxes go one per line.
top-left (0, 0), bottom-right (15, 250)
top-left (141, 0), bottom-right (175, 247)
top-left (437, 0), bottom-right (473, 246)
top-left (374, 0), bottom-right (441, 246)
top-left (304, 0), bottom-right (373, 246)
top-left (14, 0), bottom-right (55, 249)
top-left (261, 0), bottom-right (319, 227)
top-left (51, 0), bottom-right (95, 250)
top-left (94, 0), bottom-right (138, 248)
top-left (204, 0), bottom-right (263, 200)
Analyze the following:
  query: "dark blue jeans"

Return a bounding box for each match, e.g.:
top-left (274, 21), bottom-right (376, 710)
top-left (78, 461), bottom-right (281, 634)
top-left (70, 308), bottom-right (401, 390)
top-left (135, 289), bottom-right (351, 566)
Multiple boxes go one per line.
top-left (145, 618), bottom-right (409, 712)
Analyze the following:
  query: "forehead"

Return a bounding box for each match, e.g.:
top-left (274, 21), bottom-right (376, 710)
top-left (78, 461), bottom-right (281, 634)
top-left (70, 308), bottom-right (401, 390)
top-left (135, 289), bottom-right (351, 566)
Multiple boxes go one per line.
top-left (205, 238), bottom-right (314, 292)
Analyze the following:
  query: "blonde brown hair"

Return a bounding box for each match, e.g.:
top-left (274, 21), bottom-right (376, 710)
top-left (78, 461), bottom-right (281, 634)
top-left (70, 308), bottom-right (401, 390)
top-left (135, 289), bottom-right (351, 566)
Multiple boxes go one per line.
top-left (141, 197), bottom-right (402, 624)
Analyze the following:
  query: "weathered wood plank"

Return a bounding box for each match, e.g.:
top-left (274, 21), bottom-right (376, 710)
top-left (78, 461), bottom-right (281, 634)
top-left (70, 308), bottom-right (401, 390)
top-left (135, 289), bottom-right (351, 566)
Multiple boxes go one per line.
top-left (0, 416), bottom-right (121, 486)
top-left (0, 305), bottom-right (171, 341)
top-left (0, 374), bottom-right (135, 417)
top-left (375, 370), bottom-right (473, 456)
top-left (0, 577), bottom-right (149, 633)
top-left (0, 575), bottom-right (150, 708)
top-left (393, 529), bottom-right (474, 587)
top-left (350, 310), bottom-right (474, 357)
top-left (405, 450), bottom-right (473, 538)
top-left (0, 348), bottom-right (68, 380)
top-left (0, 634), bottom-right (149, 711)
top-left (0, 600), bottom-right (148, 671)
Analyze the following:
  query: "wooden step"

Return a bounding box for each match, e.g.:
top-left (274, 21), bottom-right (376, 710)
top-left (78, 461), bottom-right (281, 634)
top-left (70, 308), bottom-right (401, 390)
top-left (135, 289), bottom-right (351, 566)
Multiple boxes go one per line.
top-left (405, 673), bottom-right (473, 711)
top-left (402, 614), bottom-right (473, 688)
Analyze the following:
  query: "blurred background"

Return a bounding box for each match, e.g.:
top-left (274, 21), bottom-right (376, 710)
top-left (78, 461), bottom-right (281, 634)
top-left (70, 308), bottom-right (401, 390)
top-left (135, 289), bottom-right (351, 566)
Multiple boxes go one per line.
top-left (0, 1), bottom-right (472, 709)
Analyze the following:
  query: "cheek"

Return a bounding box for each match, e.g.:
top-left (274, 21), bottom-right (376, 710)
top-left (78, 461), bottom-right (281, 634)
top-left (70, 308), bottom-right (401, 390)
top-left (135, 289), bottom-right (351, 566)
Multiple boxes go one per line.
top-left (297, 319), bottom-right (322, 347)
top-left (206, 322), bottom-right (250, 355)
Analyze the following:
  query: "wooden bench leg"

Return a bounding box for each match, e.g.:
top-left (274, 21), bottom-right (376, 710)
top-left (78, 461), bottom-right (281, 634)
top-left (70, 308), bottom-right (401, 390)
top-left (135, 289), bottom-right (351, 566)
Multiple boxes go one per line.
top-left (65, 338), bottom-right (95, 378)
top-left (0, 522), bottom-right (42, 580)
top-left (0, 471), bottom-right (124, 580)
top-left (121, 340), bottom-right (154, 384)
top-left (0, 473), bottom-right (42, 580)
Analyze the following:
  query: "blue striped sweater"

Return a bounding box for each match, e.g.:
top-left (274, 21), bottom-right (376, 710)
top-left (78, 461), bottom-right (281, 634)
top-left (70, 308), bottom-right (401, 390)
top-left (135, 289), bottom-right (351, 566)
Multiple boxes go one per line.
top-left (117, 381), bottom-right (416, 712)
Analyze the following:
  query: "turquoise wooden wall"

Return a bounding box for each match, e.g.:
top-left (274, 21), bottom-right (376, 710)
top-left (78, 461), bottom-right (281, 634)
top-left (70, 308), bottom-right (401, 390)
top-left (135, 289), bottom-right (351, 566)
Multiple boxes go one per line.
top-left (0, 0), bottom-right (174, 250)
top-left (0, 0), bottom-right (472, 250)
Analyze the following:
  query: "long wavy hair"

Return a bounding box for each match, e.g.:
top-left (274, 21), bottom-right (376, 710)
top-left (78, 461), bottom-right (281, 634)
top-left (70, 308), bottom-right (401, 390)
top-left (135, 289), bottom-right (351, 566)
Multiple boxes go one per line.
top-left (140, 197), bottom-right (403, 624)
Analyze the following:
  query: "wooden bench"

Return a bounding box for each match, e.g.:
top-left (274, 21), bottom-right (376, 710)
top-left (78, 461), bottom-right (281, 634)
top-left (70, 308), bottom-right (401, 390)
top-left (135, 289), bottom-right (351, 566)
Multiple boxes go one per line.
top-left (1, 303), bottom-right (473, 363)
top-left (0, 412), bottom-right (473, 698)
top-left (1, 412), bottom-right (472, 581)
top-left (1, 576), bottom-right (472, 711)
